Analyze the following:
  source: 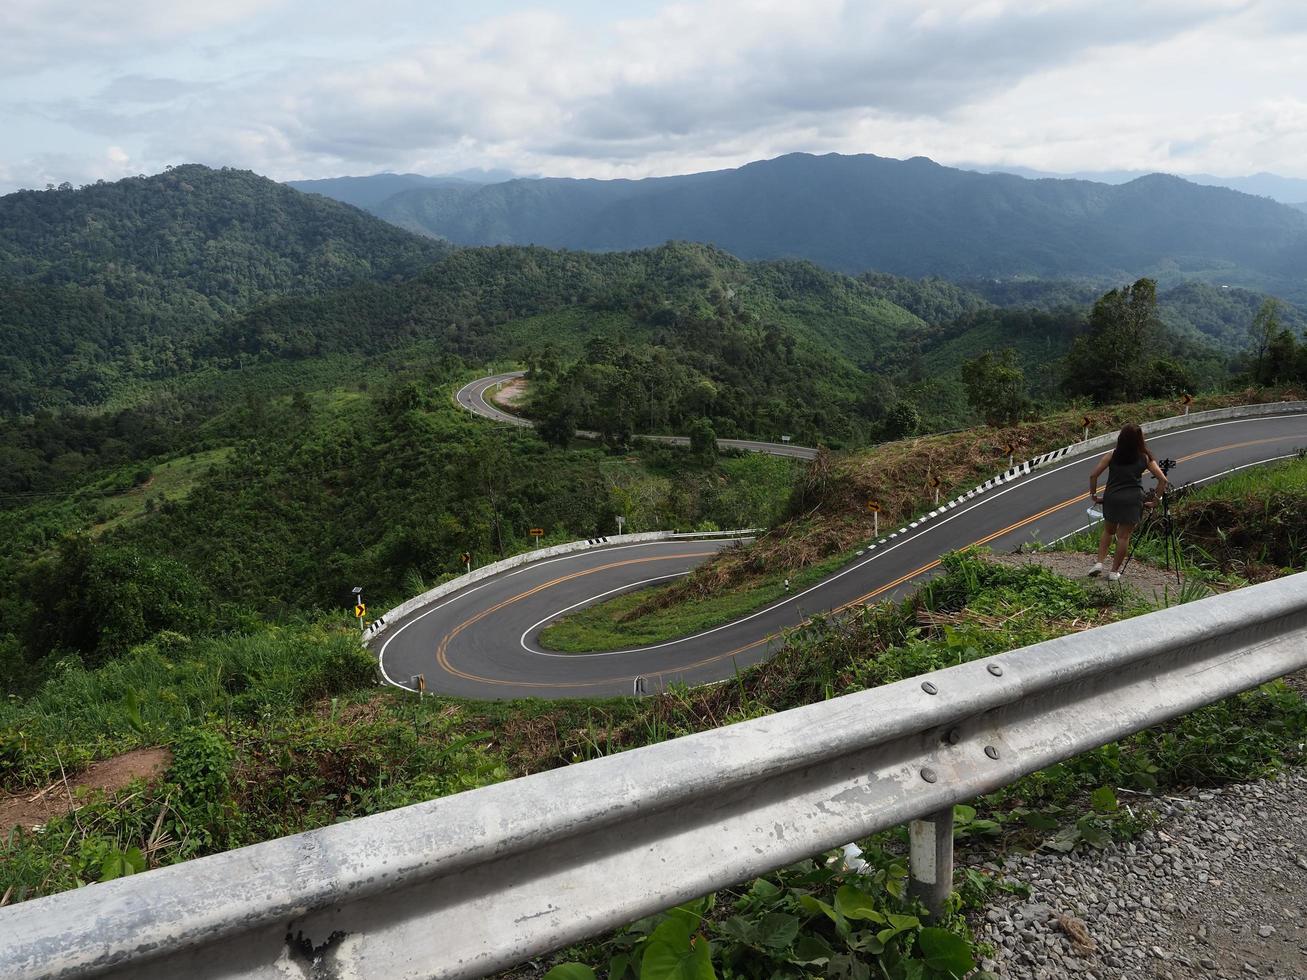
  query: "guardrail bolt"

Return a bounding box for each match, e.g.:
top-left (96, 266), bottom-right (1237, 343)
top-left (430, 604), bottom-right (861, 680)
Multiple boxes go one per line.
top-left (984, 746), bottom-right (1000, 760)
top-left (945, 729), bottom-right (961, 745)
top-left (987, 663), bottom-right (1004, 677)
top-left (920, 767), bottom-right (938, 783)
top-left (921, 681), bottom-right (939, 695)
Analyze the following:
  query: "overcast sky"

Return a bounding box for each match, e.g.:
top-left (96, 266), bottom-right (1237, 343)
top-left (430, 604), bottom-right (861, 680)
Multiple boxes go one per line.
top-left (3, 0), bottom-right (1306, 193)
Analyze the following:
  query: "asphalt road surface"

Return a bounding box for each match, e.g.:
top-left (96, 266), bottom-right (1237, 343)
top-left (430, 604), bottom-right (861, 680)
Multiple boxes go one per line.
top-left (453, 371), bottom-right (820, 459)
top-left (378, 411), bottom-right (1307, 700)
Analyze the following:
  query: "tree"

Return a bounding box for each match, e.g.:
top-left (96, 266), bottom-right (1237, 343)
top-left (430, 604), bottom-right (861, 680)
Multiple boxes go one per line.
top-left (687, 417), bottom-right (718, 463)
top-left (537, 402), bottom-right (576, 448)
top-left (1062, 278), bottom-right (1162, 404)
top-left (1249, 299), bottom-right (1282, 383)
top-left (1264, 329), bottom-right (1301, 385)
top-left (1143, 358), bottom-right (1194, 398)
top-left (883, 401), bottom-right (920, 439)
top-left (961, 349), bottom-right (1029, 426)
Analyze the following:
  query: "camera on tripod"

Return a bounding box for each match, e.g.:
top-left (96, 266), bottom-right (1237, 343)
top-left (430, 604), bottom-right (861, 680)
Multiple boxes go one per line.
top-left (1157, 457), bottom-right (1177, 476)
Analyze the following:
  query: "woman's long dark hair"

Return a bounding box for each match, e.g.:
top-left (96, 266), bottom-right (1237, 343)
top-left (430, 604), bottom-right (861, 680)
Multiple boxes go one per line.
top-left (1111, 423), bottom-right (1151, 465)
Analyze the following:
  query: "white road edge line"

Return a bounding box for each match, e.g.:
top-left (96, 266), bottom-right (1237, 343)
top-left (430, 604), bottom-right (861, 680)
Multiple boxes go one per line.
top-left (1045, 453), bottom-right (1301, 547)
top-left (518, 573), bottom-right (690, 657)
top-left (375, 540), bottom-right (741, 688)
top-left (388, 415), bottom-right (1305, 685)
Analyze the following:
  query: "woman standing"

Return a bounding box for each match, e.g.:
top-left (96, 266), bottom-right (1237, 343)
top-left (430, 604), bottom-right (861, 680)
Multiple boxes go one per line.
top-left (1087, 423), bottom-right (1167, 580)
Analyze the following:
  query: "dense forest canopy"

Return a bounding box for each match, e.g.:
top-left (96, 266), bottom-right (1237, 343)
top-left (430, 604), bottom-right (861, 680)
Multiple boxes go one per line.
top-left (0, 166), bottom-right (445, 412)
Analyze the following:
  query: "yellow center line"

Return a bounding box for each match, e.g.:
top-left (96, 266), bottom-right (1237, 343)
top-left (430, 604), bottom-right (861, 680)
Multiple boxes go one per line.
top-left (435, 434), bottom-right (1292, 689)
top-left (435, 553), bottom-right (713, 684)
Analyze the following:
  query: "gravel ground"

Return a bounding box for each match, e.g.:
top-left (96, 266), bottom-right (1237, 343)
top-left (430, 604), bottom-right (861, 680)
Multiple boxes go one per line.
top-left (992, 550), bottom-right (1189, 604)
top-left (972, 770), bottom-right (1307, 979)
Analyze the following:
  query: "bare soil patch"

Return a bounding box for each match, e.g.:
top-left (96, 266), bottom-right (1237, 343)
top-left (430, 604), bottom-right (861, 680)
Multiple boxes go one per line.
top-left (1, 746), bottom-right (172, 830)
top-left (492, 378), bottom-right (529, 410)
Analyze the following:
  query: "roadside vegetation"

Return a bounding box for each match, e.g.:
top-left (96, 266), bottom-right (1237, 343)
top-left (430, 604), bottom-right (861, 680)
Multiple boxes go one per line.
top-left (0, 357), bottom-right (799, 695)
top-left (1052, 451), bottom-right (1307, 584)
top-left (540, 385), bottom-right (1304, 650)
top-left (4, 547), bottom-right (1303, 978)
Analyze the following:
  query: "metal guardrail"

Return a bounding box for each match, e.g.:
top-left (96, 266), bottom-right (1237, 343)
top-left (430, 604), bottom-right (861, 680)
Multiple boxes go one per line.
top-left (3, 572), bottom-right (1305, 979)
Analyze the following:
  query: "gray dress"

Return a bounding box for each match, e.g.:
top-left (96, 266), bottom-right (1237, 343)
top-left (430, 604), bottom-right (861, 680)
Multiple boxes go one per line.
top-left (1103, 455), bottom-right (1148, 525)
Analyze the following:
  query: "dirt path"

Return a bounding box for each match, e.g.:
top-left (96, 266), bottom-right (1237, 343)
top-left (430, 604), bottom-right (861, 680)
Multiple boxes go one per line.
top-left (1, 746), bottom-right (172, 830)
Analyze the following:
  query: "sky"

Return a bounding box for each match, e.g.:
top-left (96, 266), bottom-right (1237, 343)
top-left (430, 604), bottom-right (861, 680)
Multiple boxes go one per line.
top-left (3, 0), bottom-right (1307, 193)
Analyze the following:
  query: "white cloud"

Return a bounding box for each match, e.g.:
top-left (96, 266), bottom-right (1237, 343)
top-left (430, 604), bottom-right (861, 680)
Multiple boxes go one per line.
top-left (4, 0), bottom-right (1307, 190)
top-left (0, 0), bottom-right (281, 75)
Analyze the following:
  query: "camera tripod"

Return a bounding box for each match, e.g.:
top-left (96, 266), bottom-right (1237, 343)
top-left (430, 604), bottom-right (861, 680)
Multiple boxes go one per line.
top-left (1121, 458), bottom-right (1183, 587)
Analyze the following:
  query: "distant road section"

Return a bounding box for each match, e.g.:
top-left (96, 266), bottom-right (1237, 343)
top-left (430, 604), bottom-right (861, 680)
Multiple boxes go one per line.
top-left (454, 371), bottom-right (820, 460)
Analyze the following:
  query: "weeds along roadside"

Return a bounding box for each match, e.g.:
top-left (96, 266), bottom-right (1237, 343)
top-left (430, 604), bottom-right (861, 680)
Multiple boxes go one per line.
top-left (1050, 451), bottom-right (1307, 588)
top-left (545, 386), bottom-right (1307, 645)
top-left (2, 550), bottom-right (1302, 980)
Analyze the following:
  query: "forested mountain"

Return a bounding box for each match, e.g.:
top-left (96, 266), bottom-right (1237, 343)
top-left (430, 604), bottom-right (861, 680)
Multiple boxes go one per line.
top-left (362, 153), bottom-right (1307, 300)
top-left (287, 173), bottom-right (481, 210)
top-left (0, 166), bottom-right (445, 411)
top-left (972, 166), bottom-right (1307, 206)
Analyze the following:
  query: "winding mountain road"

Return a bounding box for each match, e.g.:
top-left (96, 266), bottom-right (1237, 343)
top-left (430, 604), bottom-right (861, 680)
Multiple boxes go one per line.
top-left (454, 371), bottom-right (820, 459)
top-left (376, 408), bottom-right (1307, 699)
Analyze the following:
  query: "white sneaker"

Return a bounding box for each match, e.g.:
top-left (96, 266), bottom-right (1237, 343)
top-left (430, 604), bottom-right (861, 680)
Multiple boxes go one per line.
top-left (1107, 570), bottom-right (1121, 582)
top-left (1088, 562), bottom-right (1103, 577)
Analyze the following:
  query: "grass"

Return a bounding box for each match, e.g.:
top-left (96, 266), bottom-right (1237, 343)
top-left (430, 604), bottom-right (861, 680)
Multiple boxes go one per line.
top-left (1051, 453), bottom-right (1307, 582)
top-left (640, 385), bottom-right (1307, 613)
top-left (88, 448), bottom-right (233, 535)
top-left (538, 546), bottom-right (850, 652)
top-left (1186, 450), bottom-right (1307, 499)
top-left (3, 549), bottom-right (1304, 936)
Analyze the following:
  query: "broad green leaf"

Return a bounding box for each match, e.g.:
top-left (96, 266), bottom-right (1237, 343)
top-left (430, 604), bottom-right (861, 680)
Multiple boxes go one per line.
top-left (99, 847), bottom-right (145, 882)
top-left (1077, 819), bottom-right (1112, 848)
top-left (952, 804), bottom-right (976, 823)
top-left (834, 884), bottom-right (886, 923)
top-left (1090, 785), bottom-right (1119, 813)
top-left (757, 912), bottom-right (801, 949)
top-left (666, 897), bottom-right (713, 933)
top-left (608, 953), bottom-right (630, 980)
top-left (1021, 811), bottom-right (1060, 831)
top-left (641, 920), bottom-right (715, 980)
top-left (124, 846), bottom-right (145, 873)
top-left (788, 932), bottom-right (833, 965)
top-left (543, 965), bottom-right (596, 980)
top-left (845, 928), bottom-right (886, 955)
top-left (883, 861), bottom-right (909, 900)
top-left (827, 952), bottom-right (871, 980)
top-left (748, 878), bottom-right (782, 901)
top-left (917, 926), bottom-right (975, 978)
top-left (718, 916), bottom-right (756, 946)
top-left (798, 894), bottom-right (844, 930)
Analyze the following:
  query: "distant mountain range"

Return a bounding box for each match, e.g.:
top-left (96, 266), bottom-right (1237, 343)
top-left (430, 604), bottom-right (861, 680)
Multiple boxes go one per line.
top-left (290, 153), bottom-right (1307, 302)
top-left (962, 164), bottom-right (1307, 206)
top-left (287, 168), bottom-right (520, 210)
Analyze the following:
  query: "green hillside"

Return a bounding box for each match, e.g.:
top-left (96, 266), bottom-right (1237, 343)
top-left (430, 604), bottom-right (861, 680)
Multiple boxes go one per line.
top-left (0, 166), bottom-right (445, 412)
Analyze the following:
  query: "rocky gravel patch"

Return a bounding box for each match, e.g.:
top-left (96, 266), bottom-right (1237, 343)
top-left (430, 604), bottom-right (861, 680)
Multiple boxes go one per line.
top-left (992, 549), bottom-right (1188, 604)
top-left (971, 770), bottom-right (1307, 979)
